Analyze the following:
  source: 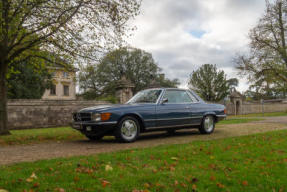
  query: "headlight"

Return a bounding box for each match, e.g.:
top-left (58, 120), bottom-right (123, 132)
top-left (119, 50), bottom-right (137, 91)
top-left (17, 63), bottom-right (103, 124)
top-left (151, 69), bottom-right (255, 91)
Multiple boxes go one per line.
top-left (91, 113), bottom-right (112, 121)
top-left (92, 113), bottom-right (101, 121)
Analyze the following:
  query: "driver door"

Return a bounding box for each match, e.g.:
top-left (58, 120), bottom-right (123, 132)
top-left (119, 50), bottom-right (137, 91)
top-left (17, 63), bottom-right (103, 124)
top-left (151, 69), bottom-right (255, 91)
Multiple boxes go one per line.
top-left (155, 90), bottom-right (193, 128)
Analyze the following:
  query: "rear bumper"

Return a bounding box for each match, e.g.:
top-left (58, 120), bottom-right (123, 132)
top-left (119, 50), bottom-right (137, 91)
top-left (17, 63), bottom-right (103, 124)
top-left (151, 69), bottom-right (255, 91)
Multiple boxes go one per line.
top-left (71, 121), bottom-right (117, 135)
top-left (216, 114), bottom-right (227, 122)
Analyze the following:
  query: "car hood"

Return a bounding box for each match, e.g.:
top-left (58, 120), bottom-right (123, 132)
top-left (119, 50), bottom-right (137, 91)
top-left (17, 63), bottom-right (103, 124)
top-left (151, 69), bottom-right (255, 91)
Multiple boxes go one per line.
top-left (78, 103), bottom-right (154, 113)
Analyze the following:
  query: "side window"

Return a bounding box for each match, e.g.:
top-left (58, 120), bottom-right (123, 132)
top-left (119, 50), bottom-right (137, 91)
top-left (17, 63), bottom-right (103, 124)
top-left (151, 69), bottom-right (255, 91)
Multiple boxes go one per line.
top-left (163, 90), bottom-right (193, 103)
top-left (187, 91), bottom-right (199, 102)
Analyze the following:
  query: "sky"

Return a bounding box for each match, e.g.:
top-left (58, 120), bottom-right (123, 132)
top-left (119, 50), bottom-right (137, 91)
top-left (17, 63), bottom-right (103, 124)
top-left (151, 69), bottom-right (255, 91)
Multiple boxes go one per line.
top-left (127, 0), bottom-right (267, 92)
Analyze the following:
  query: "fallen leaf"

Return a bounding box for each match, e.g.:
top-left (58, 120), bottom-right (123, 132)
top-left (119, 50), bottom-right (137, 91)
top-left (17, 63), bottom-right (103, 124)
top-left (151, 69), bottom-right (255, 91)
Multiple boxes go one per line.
top-left (174, 180), bottom-right (179, 186)
top-left (54, 188), bottom-right (65, 192)
top-left (192, 184), bottom-right (197, 190)
top-left (26, 178), bottom-right (33, 183)
top-left (242, 180), bottom-right (248, 186)
top-left (216, 183), bottom-right (225, 188)
top-left (180, 183), bottom-right (187, 188)
top-left (105, 164), bottom-right (113, 171)
top-left (210, 175), bottom-right (216, 181)
top-left (74, 177), bottom-right (80, 182)
top-left (0, 189), bottom-right (8, 192)
top-left (169, 166), bottom-right (175, 171)
top-left (171, 157), bottom-right (178, 161)
top-left (144, 183), bottom-right (150, 188)
top-left (32, 183), bottom-right (40, 188)
top-left (30, 173), bottom-right (37, 179)
top-left (101, 180), bottom-right (110, 188)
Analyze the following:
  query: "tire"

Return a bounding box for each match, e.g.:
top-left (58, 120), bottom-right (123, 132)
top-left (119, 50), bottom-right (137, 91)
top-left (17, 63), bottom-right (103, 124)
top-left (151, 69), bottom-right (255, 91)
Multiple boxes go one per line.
top-left (115, 116), bottom-right (140, 143)
top-left (86, 134), bottom-right (104, 141)
top-left (199, 115), bottom-right (215, 134)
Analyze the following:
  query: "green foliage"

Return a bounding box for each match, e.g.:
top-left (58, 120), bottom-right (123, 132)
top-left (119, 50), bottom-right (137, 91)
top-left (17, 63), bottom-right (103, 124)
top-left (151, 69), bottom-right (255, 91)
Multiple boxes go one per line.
top-left (188, 64), bottom-right (237, 102)
top-left (236, 0), bottom-right (287, 98)
top-left (0, 130), bottom-right (287, 191)
top-left (0, 0), bottom-right (141, 134)
top-left (78, 47), bottom-right (179, 98)
top-left (7, 59), bottom-right (52, 99)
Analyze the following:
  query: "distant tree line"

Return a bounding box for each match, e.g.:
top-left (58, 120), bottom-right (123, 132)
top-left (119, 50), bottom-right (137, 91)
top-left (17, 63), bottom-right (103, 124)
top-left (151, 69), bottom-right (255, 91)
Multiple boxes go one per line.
top-left (78, 47), bottom-right (180, 100)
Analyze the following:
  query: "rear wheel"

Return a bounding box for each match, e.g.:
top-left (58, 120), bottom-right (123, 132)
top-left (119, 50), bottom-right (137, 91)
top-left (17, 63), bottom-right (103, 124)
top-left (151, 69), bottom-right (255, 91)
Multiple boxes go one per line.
top-left (199, 115), bottom-right (215, 134)
top-left (115, 116), bottom-right (140, 143)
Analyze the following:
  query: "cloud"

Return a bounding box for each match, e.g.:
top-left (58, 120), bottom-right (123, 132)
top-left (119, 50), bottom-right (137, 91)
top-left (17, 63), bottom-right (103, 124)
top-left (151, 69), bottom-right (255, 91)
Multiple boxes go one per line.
top-left (128, 0), bottom-right (266, 92)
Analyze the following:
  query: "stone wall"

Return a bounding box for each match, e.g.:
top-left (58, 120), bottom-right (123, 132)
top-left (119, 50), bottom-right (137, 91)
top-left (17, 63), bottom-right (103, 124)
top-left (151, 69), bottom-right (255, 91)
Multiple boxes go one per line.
top-left (7, 99), bottom-right (287, 130)
top-left (226, 103), bottom-right (287, 115)
top-left (7, 100), bottom-right (109, 130)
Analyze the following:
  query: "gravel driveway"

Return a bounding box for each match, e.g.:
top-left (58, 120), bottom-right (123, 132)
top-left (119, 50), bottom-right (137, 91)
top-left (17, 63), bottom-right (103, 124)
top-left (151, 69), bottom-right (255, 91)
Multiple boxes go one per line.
top-left (0, 116), bottom-right (287, 165)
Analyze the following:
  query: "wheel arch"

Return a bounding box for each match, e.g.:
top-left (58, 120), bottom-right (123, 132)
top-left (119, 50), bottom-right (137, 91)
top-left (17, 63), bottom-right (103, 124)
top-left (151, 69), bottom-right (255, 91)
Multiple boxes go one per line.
top-left (202, 112), bottom-right (218, 123)
top-left (118, 113), bottom-right (146, 132)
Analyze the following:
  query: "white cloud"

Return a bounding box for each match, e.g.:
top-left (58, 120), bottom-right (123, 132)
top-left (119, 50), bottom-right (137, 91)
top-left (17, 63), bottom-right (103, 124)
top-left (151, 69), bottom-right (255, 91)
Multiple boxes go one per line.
top-left (128, 0), bottom-right (266, 92)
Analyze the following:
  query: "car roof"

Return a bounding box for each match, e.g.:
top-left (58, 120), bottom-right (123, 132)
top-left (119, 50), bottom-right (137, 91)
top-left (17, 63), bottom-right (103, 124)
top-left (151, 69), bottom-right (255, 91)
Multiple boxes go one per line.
top-left (143, 88), bottom-right (188, 91)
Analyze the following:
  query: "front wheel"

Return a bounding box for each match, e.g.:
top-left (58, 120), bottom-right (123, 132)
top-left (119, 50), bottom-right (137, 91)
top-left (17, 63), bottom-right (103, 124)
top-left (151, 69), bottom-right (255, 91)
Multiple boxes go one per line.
top-left (115, 116), bottom-right (140, 143)
top-left (199, 115), bottom-right (215, 134)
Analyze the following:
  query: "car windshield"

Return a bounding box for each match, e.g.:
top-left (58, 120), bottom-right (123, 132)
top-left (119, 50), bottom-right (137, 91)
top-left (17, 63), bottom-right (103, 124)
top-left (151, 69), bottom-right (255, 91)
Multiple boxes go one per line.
top-left (127, 89), bottom-right (162, 104)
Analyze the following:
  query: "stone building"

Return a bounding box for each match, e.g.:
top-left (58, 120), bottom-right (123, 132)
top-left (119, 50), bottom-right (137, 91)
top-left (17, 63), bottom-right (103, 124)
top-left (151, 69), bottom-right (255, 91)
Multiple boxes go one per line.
top-left (116, 76), bottom-right (135, 104)
top-left (229, 88), bottom-right (245, 115)
top-left (42, 65), bottom-right (77, 100)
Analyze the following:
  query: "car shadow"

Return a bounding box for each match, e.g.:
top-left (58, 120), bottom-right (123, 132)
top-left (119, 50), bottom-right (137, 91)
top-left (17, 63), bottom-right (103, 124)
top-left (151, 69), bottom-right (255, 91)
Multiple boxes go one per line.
top-left (73, 128), bottom-right (222, 144)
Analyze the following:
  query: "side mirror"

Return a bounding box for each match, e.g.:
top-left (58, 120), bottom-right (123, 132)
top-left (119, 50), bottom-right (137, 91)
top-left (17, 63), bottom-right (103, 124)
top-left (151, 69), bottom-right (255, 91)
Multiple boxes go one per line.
top-left (161, 98), bottom-right (168, 104)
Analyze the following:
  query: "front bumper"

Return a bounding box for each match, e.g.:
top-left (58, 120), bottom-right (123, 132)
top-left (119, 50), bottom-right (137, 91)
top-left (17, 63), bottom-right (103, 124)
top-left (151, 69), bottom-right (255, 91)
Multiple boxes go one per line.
top-left (71, 121), bottom-right (117, 135)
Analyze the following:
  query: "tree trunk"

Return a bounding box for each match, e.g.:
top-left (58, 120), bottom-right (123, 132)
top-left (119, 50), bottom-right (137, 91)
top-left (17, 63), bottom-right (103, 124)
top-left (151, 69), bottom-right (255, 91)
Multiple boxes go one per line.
top-left (0, 58), bottom-right (10, 135)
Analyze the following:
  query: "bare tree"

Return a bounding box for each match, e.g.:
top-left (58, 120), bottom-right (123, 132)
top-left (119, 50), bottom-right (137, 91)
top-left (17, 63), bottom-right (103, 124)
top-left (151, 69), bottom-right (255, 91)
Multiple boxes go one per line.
top-left (0, 0), bottom-right (140, 135)
top-left (236, 0), bottom-right (287, 86)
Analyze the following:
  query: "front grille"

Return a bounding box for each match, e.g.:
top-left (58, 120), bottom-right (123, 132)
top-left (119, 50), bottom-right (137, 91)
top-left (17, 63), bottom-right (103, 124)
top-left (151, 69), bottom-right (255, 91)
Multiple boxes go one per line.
top-left (73, 112), bottom-right (92, 122)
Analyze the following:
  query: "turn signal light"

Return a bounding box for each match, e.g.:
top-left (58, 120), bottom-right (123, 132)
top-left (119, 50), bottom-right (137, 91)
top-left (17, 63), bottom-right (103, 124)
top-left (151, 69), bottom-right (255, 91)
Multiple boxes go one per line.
top-left (224, 108), bottom-right (227, 114)
top-left (101, 113), bottom-right (111, 121)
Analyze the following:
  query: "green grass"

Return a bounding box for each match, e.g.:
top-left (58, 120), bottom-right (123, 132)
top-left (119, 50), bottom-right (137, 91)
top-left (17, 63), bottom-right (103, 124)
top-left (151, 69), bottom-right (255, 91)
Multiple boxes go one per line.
top-left (0, 127), bottom-right (84, 146)
top-left (0, 130), bottom-right (286, 192)
top-left (218, 118), bottom-right (262, 124)
top-left (229, 111), bottom-right (287, 118)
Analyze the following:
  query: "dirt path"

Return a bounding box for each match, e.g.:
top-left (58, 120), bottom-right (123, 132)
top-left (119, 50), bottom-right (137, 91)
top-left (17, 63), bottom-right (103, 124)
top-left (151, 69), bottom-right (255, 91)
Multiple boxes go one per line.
top-left (1, 116), bottom-right (287, 165)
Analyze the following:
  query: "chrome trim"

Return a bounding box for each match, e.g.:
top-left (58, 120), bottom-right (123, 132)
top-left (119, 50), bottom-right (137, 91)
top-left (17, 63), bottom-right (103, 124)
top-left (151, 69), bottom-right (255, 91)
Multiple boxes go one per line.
top-left (144, 116), bottom-right (203, 122)
top-left (216, 115), bottom-right (227, 117)
top-left (96, 121), bottom-right (118, 125)
top-left (158, 89), bottom-right (200, 104)
top-left (156, 89), bottom-right (165, 104)
top-left (186, 90), bottom-right (200, 103)
top-left (72, 121), bottom-right (117, 126)
top-left (146, 123), bottom-right (200, 130)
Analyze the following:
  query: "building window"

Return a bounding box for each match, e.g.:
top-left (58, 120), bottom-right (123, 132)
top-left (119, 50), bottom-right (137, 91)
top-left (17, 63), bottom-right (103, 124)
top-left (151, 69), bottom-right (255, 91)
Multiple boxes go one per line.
top-left (51, 72), bottom-right (56, 77)
top-left (63, 72), bottom-right (69, 78)
top-left (63, 85), bottom-right (69, 96)
top-left (50, 84), bottom-right (56, 95)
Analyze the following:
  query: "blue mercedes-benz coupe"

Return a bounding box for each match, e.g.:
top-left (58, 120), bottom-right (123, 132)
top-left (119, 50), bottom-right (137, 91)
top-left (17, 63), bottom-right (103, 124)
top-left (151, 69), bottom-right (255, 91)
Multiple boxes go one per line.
top-left (72, 88), bottom-right (226, 142)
